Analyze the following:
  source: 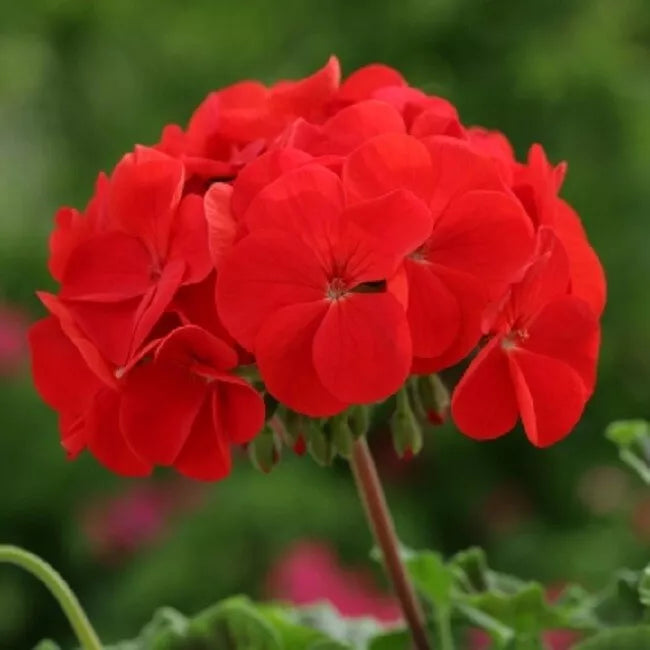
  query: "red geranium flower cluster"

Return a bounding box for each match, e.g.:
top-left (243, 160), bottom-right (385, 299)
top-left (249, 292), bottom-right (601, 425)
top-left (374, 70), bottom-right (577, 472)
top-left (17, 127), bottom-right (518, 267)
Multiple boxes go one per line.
top-left (30, 57), bottom-right (605, 480)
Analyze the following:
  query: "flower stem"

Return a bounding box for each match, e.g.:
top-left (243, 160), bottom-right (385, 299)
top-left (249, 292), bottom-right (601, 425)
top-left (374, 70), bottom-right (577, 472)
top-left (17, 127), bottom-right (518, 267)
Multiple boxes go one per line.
top-left (349, 438), bottom-right (432, 650)
top-left (0, 545), bottom-right (102, 650)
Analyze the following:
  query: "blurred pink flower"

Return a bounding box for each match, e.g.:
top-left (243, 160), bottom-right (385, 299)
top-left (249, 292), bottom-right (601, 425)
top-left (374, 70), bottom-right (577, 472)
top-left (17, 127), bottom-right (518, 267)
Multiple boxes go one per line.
top-left (80, 480), bottom-right (205, 563)
top-left (0, 303), bottom-right (29, 375)
top-left (266, 541), bottom-right (401, 624)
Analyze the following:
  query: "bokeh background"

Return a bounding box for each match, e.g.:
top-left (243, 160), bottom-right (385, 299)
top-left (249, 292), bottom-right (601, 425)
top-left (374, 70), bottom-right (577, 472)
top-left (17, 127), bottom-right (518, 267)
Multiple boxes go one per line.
top-left (1, 0), bottom-right (649, 647)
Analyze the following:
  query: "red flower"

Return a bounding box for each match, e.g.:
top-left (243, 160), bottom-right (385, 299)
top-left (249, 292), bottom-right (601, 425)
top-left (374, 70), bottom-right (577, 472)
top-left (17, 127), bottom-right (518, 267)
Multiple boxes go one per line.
top-left (513, 144), bottom-right (607, 317)
top-left (54, 147), bottom-right (211, 369)
top-left (451, 230), bottom-right (600, 446)
top-left (216, 161), bottom-right (432, 416)
top-left (30, 294), bottom-right (264, 478)
top-left (29, 298), bottom-right (150, 476)
top-left (120, 325), bottom-right (265, 481)
top-left (30, 58), bottom-right (606, 474)
top-left (341, 132), bottom-right (535, 372)
top-left (335, 63), bottom-right (463, 138)
top-left (156, 57), bottom-right (341, 185)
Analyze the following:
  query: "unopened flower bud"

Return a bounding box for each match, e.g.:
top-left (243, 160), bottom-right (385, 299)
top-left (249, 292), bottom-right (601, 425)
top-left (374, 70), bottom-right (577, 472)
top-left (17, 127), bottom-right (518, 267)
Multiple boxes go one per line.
top-left (348, 404), bottom-right (371, 439)
top-left (416, 374), bottom-right (449, 426)
top-left (330, 413), bottom-right (355, 459)
top-left (281, 409), bottom-right (307, 454)
top-left (307, 419), bottom-right (336, 466)
top-left (391, 388), bottom-right (423, 459)
top-left (248, 426), bottom-right (281, 473)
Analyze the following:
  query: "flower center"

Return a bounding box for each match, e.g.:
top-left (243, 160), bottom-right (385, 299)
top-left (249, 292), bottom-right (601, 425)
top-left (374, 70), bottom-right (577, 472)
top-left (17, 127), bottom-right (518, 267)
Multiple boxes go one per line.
top-left (409, 244), bottom-right (429, 264)
top-left (326, 277), bottom-right (348, 301)
top-left (501, 328), bottom-right (529, 350)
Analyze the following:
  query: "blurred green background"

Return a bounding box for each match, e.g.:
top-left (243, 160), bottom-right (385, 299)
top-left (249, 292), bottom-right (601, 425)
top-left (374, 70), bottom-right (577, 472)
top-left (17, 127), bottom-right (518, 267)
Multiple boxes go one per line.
top-left (1, 0), bottom-right (649, 647)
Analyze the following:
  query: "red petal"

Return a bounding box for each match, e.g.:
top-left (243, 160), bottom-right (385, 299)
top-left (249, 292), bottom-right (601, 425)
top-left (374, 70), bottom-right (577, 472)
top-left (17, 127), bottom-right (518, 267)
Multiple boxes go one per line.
top-left (554, 200), bottom-right (606, 317)
top-left (315, 100), bottom-right (406, 155)
top-left (60, 232), bottom-right (152, 301)
top-left (430, 190), bottom-right (534, 282)
top-left (120, 362), bottom-right (206, 465)
top-left (87, 388), bottom-right (151, 477)
top-left (188, 82), bottom-right (272, 147)
top-left (404, 260), bottom-right (460, 358)
top-left (410, 106), bottom-right (464, 139)
top-left (38, 292), bottom-right (116, 386)
top-left (169, 194), bottom-right (212, 283)
top-left (451, 337), bottom-right (518, 440)
top-left (270, 55), bottom-right (340, 120)
top-left (313, 293), bottom-right (411, 404)
top-left (524, 296), bottom-right (600, 393)
top-left (342, 133), bottom-right (434, 204)
top-left (421, 136), bottom-right (505, 215)
top-left (156, 325), bottom-right (238, 371)
top-left (508, 348), bottom-right (587, 447)
top-left (174, 394), bottom-right (232, 481)
top-left (243, 164), bottom-right (344, 238)
top-left (205, 183), bottom-right (237, 268)
top-left (342, 189), bottom-right (432, 275)
top-left (504, 228), bottom-right (571, 326)
top-left (109, 150), bottom-right (184, 259)
top-left (29, 317), bottom-right (102, 414)
top-left (412, 265), bottom-right (487, 372)
top-left (129, 259), bottom-right (186, 359)
top-left (337, 64), bottom-right (406, 104)
top-left (255, 301), bottom-right (347, 417)
top-left (217, 230), bottom-right (327, 350)
top-left (465, 127), bottom-right (515, 182)
top-left (214, 376), bottom-right (266, 444)
top-left (48, 207), bottom-right (93, 282)
top-left (61, 297), bottom-right (140, 367)
top-left (232, 148), bottom-right (313, 217)
top-left (173, 274), bottom-right (235, 344)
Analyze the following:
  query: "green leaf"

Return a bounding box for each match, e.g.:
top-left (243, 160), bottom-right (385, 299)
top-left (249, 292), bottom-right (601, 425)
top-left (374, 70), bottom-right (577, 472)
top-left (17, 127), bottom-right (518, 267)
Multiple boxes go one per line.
top-left (32, 642), bottom-right (61, 650)
top-left (449, 547), bottom-right (491, 593)
top-left (186, 597), bottom-right (282, 649)
top-left (573, 625), bottom-right (650, 649)
top-left (454, 602), bottom-right (514, 648)
top-left (367, 629), bottom-right (410, 650)
top-left (405, 551), bottom-right (453, 608)
top-left (255, 604), bottom-right (333, 650)
top-left (605, 420), bottom-right (650, 484)
top-left (308, 642), bottom-right (353, 650)
top-left (638, 565), bottom-right (650, 608)
top-left (605, 420), bottom-right (650, 447)
top-left (292, 603), bottom-right (380, 649)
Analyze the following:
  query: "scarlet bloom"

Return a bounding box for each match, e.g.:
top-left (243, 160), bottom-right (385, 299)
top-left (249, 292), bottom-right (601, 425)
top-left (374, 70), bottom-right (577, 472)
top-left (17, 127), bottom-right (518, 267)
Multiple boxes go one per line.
top-left (30, 298), bottom-right (264, 479)
top-left (512, 144), bottom-right (606, 317)
top-left (121, 326), bottom-right (265, 481)
top-left (156, 57), bottom-right (341, 185)
top-left (341, 132), bottom-right (535, 372)
top-left (451, 231), bottom-right (600, 446)
top-left (217, 161), bottom-right (432, 416)
top-left (52, 147), bottom-right (212, 369)
top-left (29, 56), bottom-right (606, 476)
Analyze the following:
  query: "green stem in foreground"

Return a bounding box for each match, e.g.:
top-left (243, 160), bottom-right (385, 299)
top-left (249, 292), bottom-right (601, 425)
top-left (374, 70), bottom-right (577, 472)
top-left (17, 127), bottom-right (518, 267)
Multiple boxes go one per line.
top-left (0, 545), bottom-right (102, 650)
top-left (349, 438), bottom-right (433, 650)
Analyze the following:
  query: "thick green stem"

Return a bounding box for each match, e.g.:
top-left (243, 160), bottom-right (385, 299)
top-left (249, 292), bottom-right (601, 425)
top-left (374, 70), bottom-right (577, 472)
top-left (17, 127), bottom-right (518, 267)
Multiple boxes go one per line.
top-left (0, 545), bottom-right (102, 650)
top-left (350, 438), bottom-right (432, 650)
